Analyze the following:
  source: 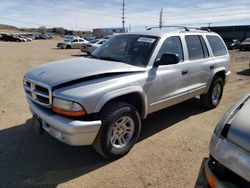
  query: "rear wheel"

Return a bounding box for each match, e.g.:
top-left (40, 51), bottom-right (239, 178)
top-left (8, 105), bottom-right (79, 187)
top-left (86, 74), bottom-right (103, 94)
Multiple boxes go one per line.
top-left (200, 77), bottom-right (224, 109)
top-left (93, 102), bottom-right (141, 159)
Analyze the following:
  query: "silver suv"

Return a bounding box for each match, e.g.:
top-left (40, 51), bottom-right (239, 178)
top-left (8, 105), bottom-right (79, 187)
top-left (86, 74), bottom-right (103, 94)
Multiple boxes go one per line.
top-left (23, 28), bottom-right (231, 159)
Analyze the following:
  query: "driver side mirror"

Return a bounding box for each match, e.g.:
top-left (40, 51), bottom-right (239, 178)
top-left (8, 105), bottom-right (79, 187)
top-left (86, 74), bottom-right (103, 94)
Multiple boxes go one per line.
top-left (154, 53), bottom-right (180, 67)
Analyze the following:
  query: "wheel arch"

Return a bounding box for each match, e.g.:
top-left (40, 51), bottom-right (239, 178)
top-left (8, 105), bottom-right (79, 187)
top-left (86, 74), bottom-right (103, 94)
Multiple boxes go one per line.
top-left (95, 87), bottom-right (147, 119)
top-left (205, 68), bottom-right (226, 93)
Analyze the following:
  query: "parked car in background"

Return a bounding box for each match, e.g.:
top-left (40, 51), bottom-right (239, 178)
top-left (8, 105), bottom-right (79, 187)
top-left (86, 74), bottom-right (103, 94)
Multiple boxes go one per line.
top-left (239, 38), bottom-right (250, 51)
top-left (205, 94), bottom-right (250, 187)
top-left (1, 34), bottom-right (22, 42)
top-left (84, 36), bottom-right (96, 41)
top-left (224, 39), bottom-right (240, 50)
top-left (17, 35), bottom-right (27, 42)
top-left (34, 34), bottom-right (51, 40)
top-left (57, 38), bottom-right (88, 49)
top-left (22, 36), bottom-right (33, 42)
top-left (80, 39), bottom-right (107, 54)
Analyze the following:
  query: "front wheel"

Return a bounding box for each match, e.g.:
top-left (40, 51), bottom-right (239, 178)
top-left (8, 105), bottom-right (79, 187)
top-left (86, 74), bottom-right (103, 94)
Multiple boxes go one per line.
top-left (93, 102), bottom-right (141, 159)
top-left (200, 77), bottom-right (224, 109)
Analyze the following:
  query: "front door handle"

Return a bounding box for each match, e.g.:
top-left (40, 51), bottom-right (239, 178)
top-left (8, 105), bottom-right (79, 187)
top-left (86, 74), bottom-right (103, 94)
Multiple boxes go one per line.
top-left (182, 70), bottom-right (188, 75)
top-left (210, 65), bottom-right (215, 69)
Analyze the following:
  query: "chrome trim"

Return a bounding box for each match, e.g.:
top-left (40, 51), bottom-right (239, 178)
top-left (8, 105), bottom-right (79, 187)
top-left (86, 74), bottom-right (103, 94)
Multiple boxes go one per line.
top-left (150, 91), bottom-right (188, 106)
top-left (23, 77), bottom-right (52, 108)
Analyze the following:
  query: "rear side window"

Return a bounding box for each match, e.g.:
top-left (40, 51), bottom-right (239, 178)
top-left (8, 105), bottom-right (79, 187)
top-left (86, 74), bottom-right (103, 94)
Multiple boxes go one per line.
top-left (200, 36), bottom-right (209, 58)
top-left (158, 36), bottom-right (183, 61)
top-left (206, 35), bottom-right (227, 56)
top-left (185, 35), bottom-right (204, 60)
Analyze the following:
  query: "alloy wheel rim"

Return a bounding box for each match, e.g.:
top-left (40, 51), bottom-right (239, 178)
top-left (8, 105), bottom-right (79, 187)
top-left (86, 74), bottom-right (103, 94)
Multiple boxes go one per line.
top-left (110, 116), bottom-right (135, 149)
top-left (212, 83), bottom-right (221, 105)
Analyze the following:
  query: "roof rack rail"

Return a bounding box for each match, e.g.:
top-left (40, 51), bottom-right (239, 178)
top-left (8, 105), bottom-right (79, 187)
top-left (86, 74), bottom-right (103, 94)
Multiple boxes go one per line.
top-left (146, 25), bottom-right (189, 31)
top-left (187, 27), bottom-right (211, 32)
top-left (200, 28), bottom-right (211, 32)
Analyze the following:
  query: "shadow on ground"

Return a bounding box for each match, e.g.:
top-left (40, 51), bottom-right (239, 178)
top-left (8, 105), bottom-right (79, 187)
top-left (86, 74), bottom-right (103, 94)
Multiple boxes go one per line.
top-left (0, 98), bottom-right (207, 187)
top-left (71, 54), bottom-right (88, 57)
top-left (237, 69), bottom-right (250, 76)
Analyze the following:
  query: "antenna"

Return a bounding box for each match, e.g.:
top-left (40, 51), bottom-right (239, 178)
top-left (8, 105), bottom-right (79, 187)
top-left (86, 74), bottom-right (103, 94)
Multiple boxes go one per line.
top-left (159, 8), bottom-right (163, 29)
top-left (121, 0), bottom-right (126, 32)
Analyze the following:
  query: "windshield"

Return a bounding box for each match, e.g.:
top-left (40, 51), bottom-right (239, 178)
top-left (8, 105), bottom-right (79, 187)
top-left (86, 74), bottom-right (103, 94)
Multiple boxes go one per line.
top-left (92, 35), bottom-right (159, 67)
top-left (244, 38), bottom-right (250, 42)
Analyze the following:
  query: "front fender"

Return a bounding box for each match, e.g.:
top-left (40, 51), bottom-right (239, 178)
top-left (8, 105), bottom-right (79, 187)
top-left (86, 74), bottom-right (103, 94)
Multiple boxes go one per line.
top-left (94, 86), bottom-right (148, 118)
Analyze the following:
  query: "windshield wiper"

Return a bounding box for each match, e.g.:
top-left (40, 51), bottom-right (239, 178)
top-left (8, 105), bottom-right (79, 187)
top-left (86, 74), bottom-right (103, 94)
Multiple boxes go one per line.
top-left (99, 56), bottom-right (120, 62)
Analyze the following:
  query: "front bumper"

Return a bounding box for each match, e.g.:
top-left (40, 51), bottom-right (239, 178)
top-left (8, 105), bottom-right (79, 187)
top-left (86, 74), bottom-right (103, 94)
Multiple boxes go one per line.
top-left (205, 157), bottom-right (250, 188)
top-left (27, 98), bottom-right (101, 146)
top-left (209, 133), bottom-right (250, 182)
top-left (225, 71), bottom-right (231, 84)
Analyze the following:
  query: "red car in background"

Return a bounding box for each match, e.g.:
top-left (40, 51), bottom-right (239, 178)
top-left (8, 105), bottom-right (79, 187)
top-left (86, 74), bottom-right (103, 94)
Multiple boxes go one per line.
top-left (239, 38), bottom-right (250, 51)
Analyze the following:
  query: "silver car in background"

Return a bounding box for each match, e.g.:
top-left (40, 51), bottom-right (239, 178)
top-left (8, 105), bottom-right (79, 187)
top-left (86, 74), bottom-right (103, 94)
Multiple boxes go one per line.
top-left (80, 39), bottom-right (107, 54)
top-left (205, 94), bottom-right (250, 187)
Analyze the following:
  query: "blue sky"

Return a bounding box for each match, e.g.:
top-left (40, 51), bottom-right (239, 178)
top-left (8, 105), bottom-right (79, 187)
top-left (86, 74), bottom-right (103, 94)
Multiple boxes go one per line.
top-left (0, 0), bottom-right (250, 31)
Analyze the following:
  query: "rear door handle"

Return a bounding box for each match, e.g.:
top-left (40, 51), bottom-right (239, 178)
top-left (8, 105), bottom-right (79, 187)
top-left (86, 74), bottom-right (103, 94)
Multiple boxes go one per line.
top-left (210, 65), bottom-right (215, 69)
top-left (182, 70), bottom-right (188, 75)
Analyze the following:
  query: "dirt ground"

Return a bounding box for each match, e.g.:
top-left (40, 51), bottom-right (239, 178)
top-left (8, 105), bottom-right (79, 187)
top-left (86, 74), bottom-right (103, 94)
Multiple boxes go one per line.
top-left (0, 39), bottom-right (250, 188)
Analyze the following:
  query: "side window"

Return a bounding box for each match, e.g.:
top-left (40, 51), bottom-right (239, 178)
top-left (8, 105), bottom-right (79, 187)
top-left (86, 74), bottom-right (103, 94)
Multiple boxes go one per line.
top-left (185, 35), bottom-right (204, 60)
top-left (72, 39), bottom-right (78, 43)
top-left (206, 35), bottom-right (227, 56)
top-left (158, 36), bottom-right (183, 61)
top-left (199, 36), bottom-right (209, 58)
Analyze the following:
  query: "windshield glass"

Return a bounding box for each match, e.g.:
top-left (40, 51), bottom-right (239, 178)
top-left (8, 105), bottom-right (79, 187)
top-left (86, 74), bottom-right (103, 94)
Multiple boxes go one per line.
top-left (244, 38), bottom-right (250, 42)
top-left (92, 35), bottom-right (159, 67)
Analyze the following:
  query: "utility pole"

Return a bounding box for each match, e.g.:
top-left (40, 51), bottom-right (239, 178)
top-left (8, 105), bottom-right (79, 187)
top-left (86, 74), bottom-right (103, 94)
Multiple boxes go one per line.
top-left (159, 8), bottom-right (163, 29)
top-left (121, 0), bottom-right (126, 32)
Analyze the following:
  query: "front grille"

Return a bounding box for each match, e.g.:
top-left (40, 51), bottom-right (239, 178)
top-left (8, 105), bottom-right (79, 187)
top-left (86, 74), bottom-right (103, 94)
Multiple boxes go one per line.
top-left (24, 78), bottom-right (52, 107)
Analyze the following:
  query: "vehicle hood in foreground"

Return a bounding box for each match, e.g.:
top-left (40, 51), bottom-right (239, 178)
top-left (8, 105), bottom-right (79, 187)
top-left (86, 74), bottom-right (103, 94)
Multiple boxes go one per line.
top-left (25, 57), bottom-right (146, 88)
top-left (227, 98), bottom-right (250, 152)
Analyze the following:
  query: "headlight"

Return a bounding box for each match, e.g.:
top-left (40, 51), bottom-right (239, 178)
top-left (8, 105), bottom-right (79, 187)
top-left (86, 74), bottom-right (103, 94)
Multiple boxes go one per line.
top-left (52, 97), bottom-right (86, 116)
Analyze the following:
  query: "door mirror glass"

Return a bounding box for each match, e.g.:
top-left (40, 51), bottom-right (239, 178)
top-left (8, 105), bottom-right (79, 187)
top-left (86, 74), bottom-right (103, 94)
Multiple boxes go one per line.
top-left (155, 53), bottom-right (179, 66)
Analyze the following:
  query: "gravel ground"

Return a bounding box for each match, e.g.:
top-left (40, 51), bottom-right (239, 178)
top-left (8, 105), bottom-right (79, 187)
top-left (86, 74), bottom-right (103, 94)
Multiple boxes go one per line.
top-left (0, 39), bottom-right (250, 188)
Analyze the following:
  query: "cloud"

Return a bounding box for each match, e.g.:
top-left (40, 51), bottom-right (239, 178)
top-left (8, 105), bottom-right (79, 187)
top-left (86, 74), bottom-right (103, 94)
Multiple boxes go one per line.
top-left (0, 0), bottom-right (249, 31)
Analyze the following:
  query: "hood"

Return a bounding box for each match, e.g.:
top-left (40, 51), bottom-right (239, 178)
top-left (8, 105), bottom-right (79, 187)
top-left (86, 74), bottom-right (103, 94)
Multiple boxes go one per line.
top-left (25, 57), bottom-right (145, 88)
top-left (227, 98), bottom-right (250, 151)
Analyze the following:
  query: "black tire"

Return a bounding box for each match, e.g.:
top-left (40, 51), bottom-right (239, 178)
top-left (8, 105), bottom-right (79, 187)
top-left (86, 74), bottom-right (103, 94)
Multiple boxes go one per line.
top-left (200, 77), bottom-right (224, 109)
top-left (66, 45), bottom-right (71, 49)
top-left (93, 102), bottom-right (141, 159)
